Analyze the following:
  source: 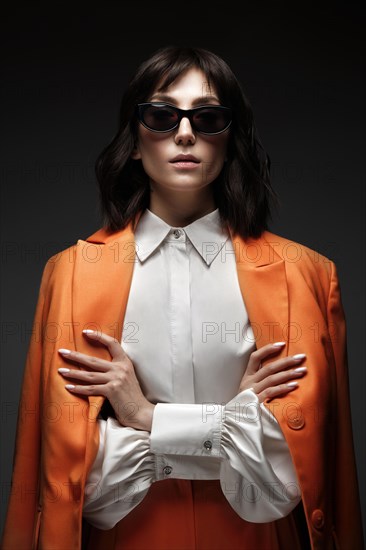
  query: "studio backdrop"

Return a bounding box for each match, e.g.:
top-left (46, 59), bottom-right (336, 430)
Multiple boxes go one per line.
top-left (1, 3), bottom-right (365, 539)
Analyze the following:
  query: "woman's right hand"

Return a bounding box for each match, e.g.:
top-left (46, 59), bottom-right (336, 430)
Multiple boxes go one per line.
top-left (239, 342), bottom-right (307, 403)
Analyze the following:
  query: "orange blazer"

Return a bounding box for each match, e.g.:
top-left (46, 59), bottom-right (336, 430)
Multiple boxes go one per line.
top-left (1, 215), bottom-right (364, 549)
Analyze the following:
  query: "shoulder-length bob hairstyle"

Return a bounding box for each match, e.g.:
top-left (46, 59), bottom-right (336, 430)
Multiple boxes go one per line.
top-left (95, 45), bottom-right (278, 239)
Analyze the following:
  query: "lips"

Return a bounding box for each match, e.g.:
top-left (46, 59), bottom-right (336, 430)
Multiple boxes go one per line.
top-left (170, 154), bottom-right (200, 163)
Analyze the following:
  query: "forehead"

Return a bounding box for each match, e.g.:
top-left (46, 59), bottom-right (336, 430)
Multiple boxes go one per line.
top-left (151, 67), bottom-right (219, 105)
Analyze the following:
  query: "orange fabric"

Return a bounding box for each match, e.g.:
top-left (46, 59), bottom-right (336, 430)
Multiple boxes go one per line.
top-left (83, 480), bottom-right (302, 550)
top-left (1, 216), bottom-right (364, 549)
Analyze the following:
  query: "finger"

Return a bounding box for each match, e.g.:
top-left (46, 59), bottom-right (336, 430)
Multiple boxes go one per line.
top-left (246, 342), bottom-right (287, 375)
top-left (82, 329), bottom-right (126, 362)
top-left (257, 381), bottom-right (299, 403)
top-left (64, 383), bottom-right (106, 396)
top-left (57, 349), bottom-right (112, 372)
top-left (58, 368), bottom-right (110, 384)
top-left (254, 366), bottom-right (307, 394)
top-left (254, 355), bottom-right (307, 383)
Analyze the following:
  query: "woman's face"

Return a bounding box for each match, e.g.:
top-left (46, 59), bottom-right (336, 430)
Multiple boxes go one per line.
top-left (132, 67), bottom-right (230, 195)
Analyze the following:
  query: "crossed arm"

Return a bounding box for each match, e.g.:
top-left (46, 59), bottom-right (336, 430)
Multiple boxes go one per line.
top-left (57, 331), bottom-right (307, 429)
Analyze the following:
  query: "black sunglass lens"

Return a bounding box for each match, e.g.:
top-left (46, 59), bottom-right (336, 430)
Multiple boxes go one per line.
top-left (193, 108), bottom-right (231, 133)
top-left (142, 105), bottom-right (178, 131)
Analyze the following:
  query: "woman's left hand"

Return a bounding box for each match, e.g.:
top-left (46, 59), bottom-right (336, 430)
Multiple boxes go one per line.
top-left (57, 329), bottom-right (155, 431)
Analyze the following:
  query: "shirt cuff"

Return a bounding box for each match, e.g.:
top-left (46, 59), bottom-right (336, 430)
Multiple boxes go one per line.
top-left (150, 402), bottom-right (223, 457)
top-left (83, 418), bottom-right (155, 530)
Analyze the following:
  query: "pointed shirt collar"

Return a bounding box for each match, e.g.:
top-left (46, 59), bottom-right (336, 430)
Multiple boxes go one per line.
top-left (134, 208), bottom-right (230, 266)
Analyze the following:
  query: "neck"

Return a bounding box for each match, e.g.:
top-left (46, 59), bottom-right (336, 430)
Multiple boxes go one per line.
top-left (148, 184), bottom-right (217, 227)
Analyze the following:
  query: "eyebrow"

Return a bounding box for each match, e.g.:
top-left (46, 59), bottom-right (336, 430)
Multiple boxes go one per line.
top-left (149, 93), bottom-right (221, 106)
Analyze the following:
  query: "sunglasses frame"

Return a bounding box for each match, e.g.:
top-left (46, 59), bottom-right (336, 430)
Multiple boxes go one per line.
top-left (136, 102), bottom-right (233, 135)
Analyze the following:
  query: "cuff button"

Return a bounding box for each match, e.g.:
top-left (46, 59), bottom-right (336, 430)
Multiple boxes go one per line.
top-left (204, 440), bottom-right (213, 451)
top-left (163, 466), bottom-right (172, 476)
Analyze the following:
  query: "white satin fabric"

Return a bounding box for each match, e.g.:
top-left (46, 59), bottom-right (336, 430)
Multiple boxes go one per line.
top-left (82, 208), bottom-right (301, 530)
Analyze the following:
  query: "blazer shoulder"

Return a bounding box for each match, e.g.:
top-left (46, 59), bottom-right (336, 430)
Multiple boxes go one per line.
top-left (44, 243), bottom-right (78, 275)
top-left (264, 230), bottom-right (333, 267)
top-left (263, 230), bottom-right (335, 293)
top-left (37, 243), bottom-right (82, 301)
top-left (40, 221), bottom-right (135, 290)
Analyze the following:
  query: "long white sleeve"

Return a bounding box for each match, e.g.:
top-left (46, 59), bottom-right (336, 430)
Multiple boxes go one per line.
top-left (150, 388), bottom-right (300, 521)
top-left (83, 420), bottom-right (154, 530)
top-left (83, 389), bottom-right (300, 529)
top-left (222, 390), bottom-right (301, 520)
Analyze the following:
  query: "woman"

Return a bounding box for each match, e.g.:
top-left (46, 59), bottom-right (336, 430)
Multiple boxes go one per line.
top-left (1, 46), bottom-right (363, 549)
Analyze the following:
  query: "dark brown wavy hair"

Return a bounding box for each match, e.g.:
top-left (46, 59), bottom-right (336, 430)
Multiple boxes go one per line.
top-left (95, 45), bottom-right (278, 238)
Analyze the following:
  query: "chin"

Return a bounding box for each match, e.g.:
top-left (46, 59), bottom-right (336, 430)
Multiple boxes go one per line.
top-left (166, 181), bottom-right (212, 192)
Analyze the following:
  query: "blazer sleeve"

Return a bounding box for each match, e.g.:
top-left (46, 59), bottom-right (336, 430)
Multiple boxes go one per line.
top-left (327, 261), bottom-right (364, 549)
top-left (1, 259), bottom-right (55, 549)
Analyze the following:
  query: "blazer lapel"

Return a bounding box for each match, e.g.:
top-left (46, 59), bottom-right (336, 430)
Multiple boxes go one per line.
top-left (73, 215), bottom-right (142, 470)
top-left (228, 228), bottom-right (289, 352)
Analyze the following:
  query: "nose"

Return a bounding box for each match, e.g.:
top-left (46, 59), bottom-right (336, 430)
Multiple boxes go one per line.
top-left (174, 116), bottom-right (196, 145)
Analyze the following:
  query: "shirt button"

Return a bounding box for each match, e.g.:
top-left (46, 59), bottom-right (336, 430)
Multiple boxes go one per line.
top-left (163, 466), bottom-right (172, 476)
top-left (203, 440), bottom-right (213, 451)
top-left (173, 229), bottom-right (181, 238)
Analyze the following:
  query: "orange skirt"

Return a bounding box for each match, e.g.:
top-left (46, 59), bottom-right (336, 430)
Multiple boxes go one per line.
top-left (82, 480), bottom-right (307, 550)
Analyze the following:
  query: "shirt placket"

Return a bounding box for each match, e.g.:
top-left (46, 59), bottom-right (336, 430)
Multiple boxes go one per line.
top-left (167, 228), bottom-right (195, 403)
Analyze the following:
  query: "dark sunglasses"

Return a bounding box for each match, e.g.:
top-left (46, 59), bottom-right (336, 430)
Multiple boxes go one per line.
top-left (136, 102), bottom-right (232, 135)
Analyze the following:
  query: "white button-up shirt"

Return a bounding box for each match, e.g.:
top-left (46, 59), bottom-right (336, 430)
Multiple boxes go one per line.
top-left (82, 208), bottom-right (301, 530)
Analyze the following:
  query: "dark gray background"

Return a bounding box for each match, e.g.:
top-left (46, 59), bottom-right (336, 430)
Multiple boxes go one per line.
top-left (1, 2), bottom-right (365, 540)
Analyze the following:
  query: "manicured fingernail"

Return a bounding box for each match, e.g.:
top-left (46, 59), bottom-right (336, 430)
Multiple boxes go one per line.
top-left (58, 348), bottom-right (71, 355)
top-left (292, 353), bottom-right (306, 360)
top-left (273, 342), bottom-right (286, 347)
top-left (58, 368), bottom-right (70, 373)
top-left (83, 329), bottom-right (94, 334)
top-left (65, 384), bottom-right (75, 389)
top-left (287, 381), bottom-right (299, 387)
top-left (294, 366), bottom-right (307, 373)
